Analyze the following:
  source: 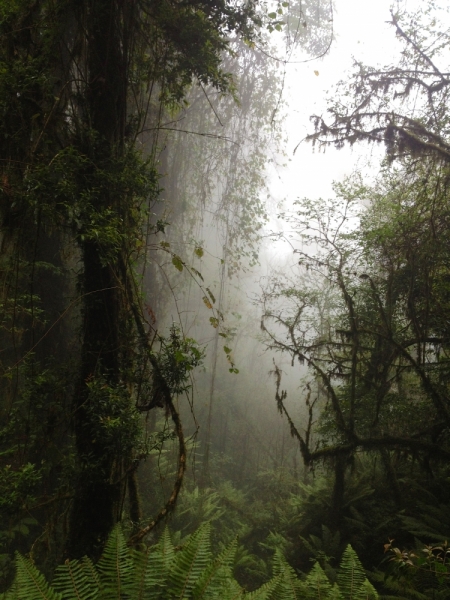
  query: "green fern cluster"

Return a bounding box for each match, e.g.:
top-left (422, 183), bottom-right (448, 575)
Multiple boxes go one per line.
top-left (1, 524), bottom-right (377, 599)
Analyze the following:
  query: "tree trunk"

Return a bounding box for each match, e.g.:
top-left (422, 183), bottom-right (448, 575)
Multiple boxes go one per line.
top-left (66, 0), bottom-right (130, 559)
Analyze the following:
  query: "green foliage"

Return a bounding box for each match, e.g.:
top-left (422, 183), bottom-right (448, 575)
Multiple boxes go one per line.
top-left (4, 552), bottom-right (62, 600)
top-left (381, 539), bottom-right (450, 599)
top-left (84, 377), bottom-right (141, 460)
top-left (156, 325), bottom-right (205, 396)
top-left (337, 546), bottom-right (376, 600)
top-left (2, 523), bottom-right (378, 600)
top-left (52, 557), bottom-right (98, 600)
top-left (168, 523), bottom-right (212, 597)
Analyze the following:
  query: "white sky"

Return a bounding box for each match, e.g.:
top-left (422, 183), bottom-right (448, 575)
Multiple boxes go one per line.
top-left (270, 0), bottom-right (406, 203)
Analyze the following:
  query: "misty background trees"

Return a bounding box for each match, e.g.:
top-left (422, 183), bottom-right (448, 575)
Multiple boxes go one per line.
top-left (1, 0), bottom-right (450, 597)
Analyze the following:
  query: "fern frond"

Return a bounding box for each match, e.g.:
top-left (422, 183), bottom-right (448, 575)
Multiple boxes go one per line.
top-left (168, 522), bottom-right (212, 598)
top-left (355, 579), bottom-right (378, 600)
top-left (328, 582), bottom-right (344, 599)
top-left (52, 558), bottom-right (97, 600)
top-left (337, 545), bottom-right (367, 600)
top-left (304, 562), bottom-right (333, 599)
top-left (159, 526), bottom-right (176, 573)
top-left (12, 553), bottom-right (62, 600)
top-left (130, 544), bottom-right (167, 600)
top-left (271, 550), bottom-right (304, 600)
top-left (192, 536), bottom-right (240, 599)
top-left (245, 573), bottom-right (284, 600)
top-left (96, 525), bottom-right (134, 599)
top-left (80, 557), bottom-right (101, 591)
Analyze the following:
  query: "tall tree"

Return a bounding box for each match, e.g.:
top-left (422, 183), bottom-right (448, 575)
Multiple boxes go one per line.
top-left (0, 0), bottom-right (264, 567)
top-left (262, 167), bottom-right (450, 527)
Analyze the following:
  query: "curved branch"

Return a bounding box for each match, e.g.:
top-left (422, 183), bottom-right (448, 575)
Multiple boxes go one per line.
top-left (118, 259), bottom-right (187, 545)
top-left (128, 398), bottom-right (186, 546)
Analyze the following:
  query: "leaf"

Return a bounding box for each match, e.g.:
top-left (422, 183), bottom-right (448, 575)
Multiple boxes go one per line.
top-left (96, 526), bottom-right (135, 599)
top-left (160, 241), bottom-right (170, 248)
top-left (172, 255), bottom-right (184, 272)
top-left (194, 247), bottom-right (204, 258)
top-left (168, 523), bottom-right (212, 598)
top-left (268, 11), bottom-right (277, 18)
top-left (209, 317), bottom-right (219, 328)
top-left (314, 70), bottom-right (319, 76)
top-left (191, 267), bottom-right (204, 281)
top-left (203, 296), bottom-right (213, 310)
top-left (53, 559), bottom-right (97, 600)
top-left (206, 288), bottom-right (216, 304)
top-left (13, 553), bottom-right (62, 600)
top-left (337, 545), bottom-right (367, 600)
top-left (224, 346), bottom-right (232, 354)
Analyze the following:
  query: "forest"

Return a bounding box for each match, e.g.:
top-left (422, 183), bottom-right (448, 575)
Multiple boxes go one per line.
top-left (1, 0), bottom-right (450, 598)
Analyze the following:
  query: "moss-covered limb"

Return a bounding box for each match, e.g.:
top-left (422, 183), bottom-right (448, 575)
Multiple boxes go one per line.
top-left (274, 364), bottom-right (312, 465)
top-left (263, 312), bottom-right (351, 440)
top-left (356, 327), bottom-right (450, 428)
top-left (307, 435), bottom-right (450, 463)
top-left (306, 11), bottom-right (450, 163)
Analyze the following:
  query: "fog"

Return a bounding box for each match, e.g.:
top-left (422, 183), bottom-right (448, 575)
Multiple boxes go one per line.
top-left (137, 0), bottom-right (403, 525)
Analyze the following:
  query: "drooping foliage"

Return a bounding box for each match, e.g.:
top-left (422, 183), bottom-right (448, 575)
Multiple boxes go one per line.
top-left (307, 6), bottom-right (450, 162)
top-left (0, 0), bottom-right (274, 576)
top-left (258, 5), bottom-right (450, 594)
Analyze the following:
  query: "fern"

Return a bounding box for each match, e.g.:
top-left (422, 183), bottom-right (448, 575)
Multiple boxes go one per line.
top-left (304, 562), bottom-right (334, 599)
top-left (271, 550), bottom-right (304, 600)
top-left (130, 547), bottom-right (160, 600)
top-left (96, 525), bottom-right (135, 599)
top-left (168, 522), bottom-right (212, 598)
top-left (337, 545), bottom-right (377, 600)
top-left (52, 558), bottom-right (97, 600)
top-left (192, 537), bottom-right (241, 599)
top-left (159, 526), bottom-right (176, 573)
top-left (356, 579), bottom-right (378, 600)
top-left (245, 572), bottom-right (284, 600)
top-left (328, 583), bottom-right (344, 599)
top-left (3, 524), bottom-right (379, 600)
top-left (81, 556), bottom-right (101, 589)
top-left (7, 553), bottom-right (62, 600)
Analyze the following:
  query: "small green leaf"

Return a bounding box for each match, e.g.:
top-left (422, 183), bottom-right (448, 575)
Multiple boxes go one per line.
top-left (172, 255), bottom-right (184, 271)
top-left (224, 346), bottom-right (232, 354)
top-left (268, 11), bottom-right (277, 18)
top-left (194, 247), bottom-right (204, 258)
top-left (209, 317), bottom-right (219, 328)
top-left (160, 241), bottom-right (170, 248)
top-left (175, 350), bottom-right (186, 363)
